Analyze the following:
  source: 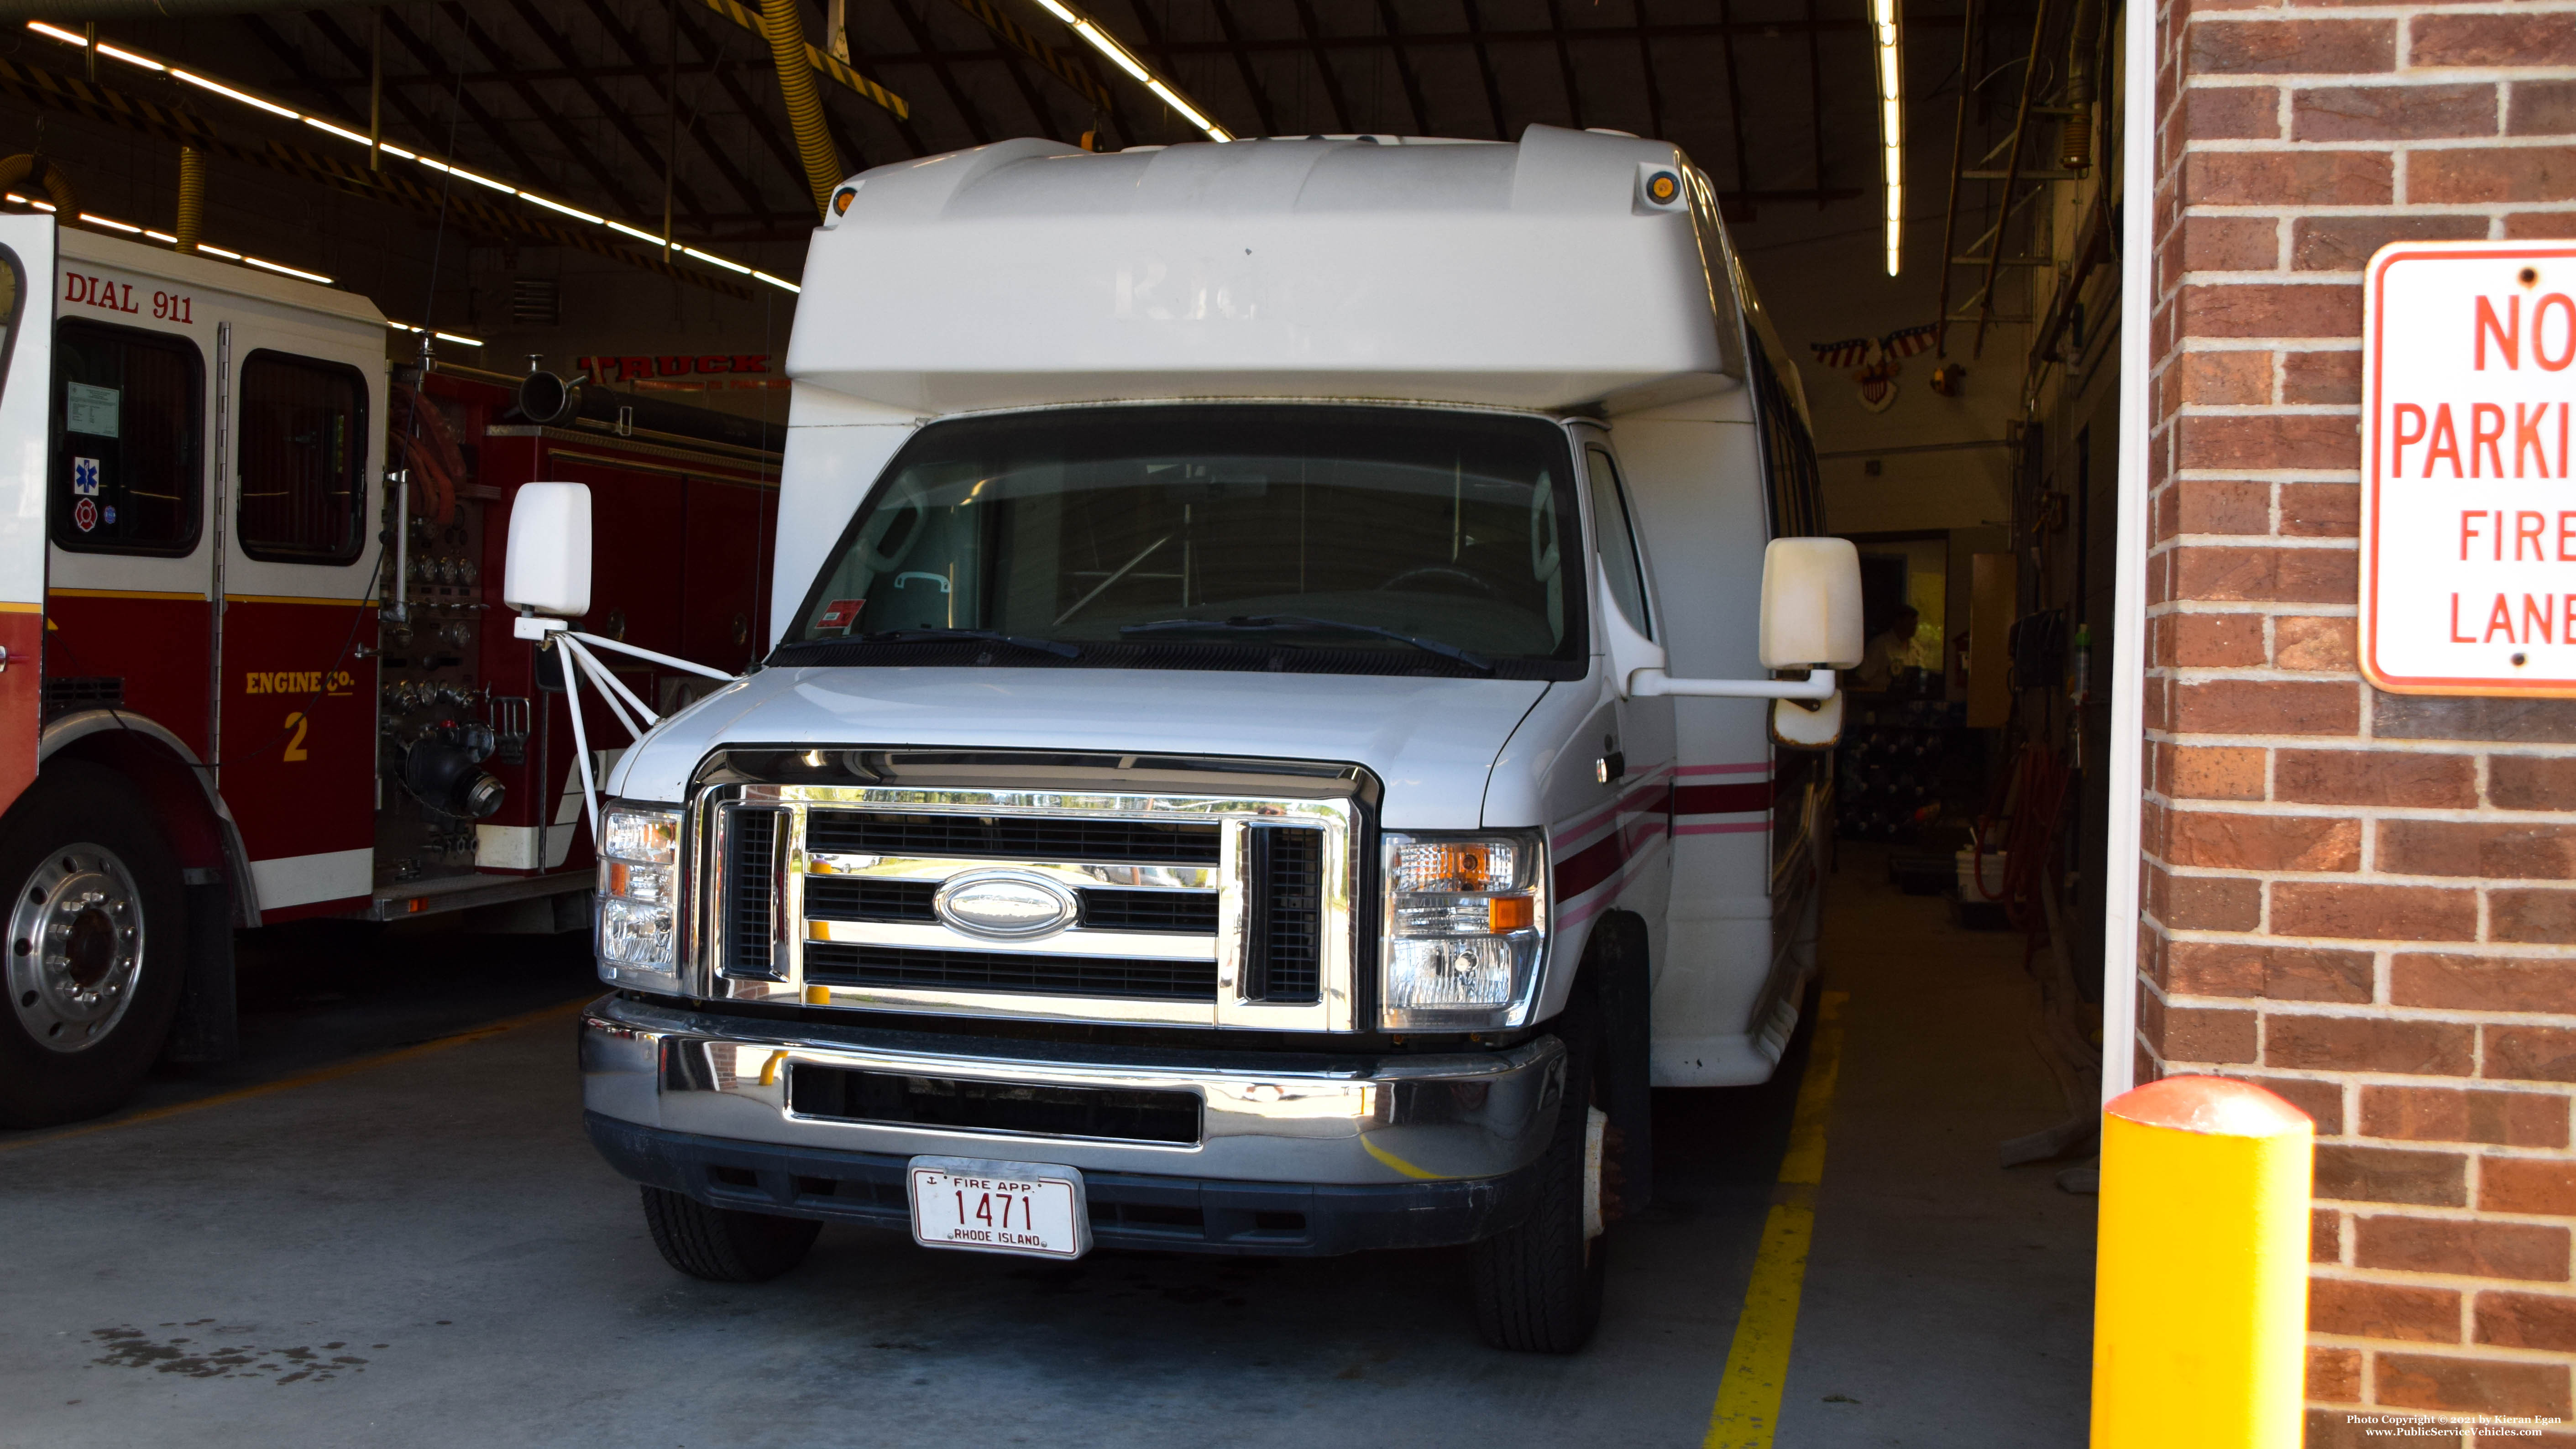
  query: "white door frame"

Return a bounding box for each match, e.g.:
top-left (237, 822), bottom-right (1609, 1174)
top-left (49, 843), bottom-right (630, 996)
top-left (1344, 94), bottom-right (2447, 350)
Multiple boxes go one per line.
top-left (2099, 0), bottom-right (2156, 1104)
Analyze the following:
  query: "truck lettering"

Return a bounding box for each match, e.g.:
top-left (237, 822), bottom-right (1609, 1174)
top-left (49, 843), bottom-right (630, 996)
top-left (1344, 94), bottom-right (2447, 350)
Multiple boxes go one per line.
top-left (243, 670), bottom-right (356, 696)
top-left (63, 272), bottom-right (141, 315)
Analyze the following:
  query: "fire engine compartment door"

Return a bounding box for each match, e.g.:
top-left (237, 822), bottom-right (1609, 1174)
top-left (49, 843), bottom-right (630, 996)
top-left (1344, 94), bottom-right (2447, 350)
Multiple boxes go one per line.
top-left (216, 320), bottom-right (386, 916)
top-left (0, 216), bottom-right (54, 816)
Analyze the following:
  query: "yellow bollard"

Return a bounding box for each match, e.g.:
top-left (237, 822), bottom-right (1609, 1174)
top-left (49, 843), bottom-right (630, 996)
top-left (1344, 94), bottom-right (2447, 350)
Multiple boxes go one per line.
top-left (2091, 1075), bottom-right (2314, 1449)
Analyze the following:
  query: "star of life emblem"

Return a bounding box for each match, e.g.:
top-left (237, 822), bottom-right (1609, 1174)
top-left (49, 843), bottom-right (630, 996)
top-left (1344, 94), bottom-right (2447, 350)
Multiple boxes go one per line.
top-left (71, 457), bottom-right (100, 496)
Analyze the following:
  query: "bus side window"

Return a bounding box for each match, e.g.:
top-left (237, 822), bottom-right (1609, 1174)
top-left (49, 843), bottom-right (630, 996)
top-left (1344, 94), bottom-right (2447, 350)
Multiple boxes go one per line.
top-left (1584, 444), bottom-right (1653, 640)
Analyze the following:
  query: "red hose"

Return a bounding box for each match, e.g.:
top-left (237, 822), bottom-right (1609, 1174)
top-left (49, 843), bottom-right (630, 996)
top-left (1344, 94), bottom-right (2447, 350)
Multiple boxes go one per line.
top-left (391, 382), bottom-right (462, 526)
top-left (1970, 743), bottom-right (2070, 935)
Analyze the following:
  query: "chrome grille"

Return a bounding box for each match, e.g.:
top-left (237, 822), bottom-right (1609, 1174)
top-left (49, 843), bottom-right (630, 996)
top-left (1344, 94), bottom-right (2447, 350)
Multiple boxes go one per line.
top-left (699, 769), bottom-right (1361, 1032)
top-left (719, 806), bottom-right (783, 978)
top-left (805, 811), bottom-right (1223, 865)
top-left (803, 944), bottom-right (1218, 1000)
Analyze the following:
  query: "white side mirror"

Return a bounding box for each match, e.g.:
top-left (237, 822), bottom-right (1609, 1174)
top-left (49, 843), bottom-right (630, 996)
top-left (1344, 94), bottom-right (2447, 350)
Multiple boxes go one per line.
top-left (1759, 537), bottom-right (1865, 670)
top-left (503, 481), bottom-right (592, 618)
top-left (1771, 693), bottom-right (1844, 750)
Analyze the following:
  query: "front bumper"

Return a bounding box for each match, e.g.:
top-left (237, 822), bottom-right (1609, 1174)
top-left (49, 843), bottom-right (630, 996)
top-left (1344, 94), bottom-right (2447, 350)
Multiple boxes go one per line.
top-left (581, 994), bottom-right (1566, 1252)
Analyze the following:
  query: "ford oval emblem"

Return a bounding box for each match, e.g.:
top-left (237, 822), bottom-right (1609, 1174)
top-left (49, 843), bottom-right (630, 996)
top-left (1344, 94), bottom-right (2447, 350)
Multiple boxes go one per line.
top-left (934, 871), bottom-right (1079, 939)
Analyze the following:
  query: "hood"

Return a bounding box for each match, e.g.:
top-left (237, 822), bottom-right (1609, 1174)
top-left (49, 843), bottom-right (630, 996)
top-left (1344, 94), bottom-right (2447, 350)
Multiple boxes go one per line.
top-left (609, 666), bottom-right (1552, 831)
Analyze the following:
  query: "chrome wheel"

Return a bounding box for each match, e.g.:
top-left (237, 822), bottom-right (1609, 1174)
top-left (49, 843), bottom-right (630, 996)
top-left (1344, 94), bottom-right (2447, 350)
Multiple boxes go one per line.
top-left (6, 845), bottom-right (146, 1054)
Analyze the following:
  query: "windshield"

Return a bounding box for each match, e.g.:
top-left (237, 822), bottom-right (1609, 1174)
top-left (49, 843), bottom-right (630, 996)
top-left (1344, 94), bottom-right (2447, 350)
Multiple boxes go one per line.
top-left (783, 404), bottom-right (1587, 678)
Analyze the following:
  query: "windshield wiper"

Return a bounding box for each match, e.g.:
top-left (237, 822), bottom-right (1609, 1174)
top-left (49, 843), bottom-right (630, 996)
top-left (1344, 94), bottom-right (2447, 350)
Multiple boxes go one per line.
top-left (780, 628), bottom-right (1079, 659)
top-left (1120, 615), bottom-right (1493, 673)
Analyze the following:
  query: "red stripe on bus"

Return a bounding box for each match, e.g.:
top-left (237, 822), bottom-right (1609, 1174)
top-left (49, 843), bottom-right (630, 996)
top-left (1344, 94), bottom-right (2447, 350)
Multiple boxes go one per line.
top-left (1674, 782), bottom-right (1770, 816)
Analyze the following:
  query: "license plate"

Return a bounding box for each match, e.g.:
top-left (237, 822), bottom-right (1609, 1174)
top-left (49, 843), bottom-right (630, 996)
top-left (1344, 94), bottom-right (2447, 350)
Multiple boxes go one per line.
top-left (906, 1156), bottom-right (1091, 1260)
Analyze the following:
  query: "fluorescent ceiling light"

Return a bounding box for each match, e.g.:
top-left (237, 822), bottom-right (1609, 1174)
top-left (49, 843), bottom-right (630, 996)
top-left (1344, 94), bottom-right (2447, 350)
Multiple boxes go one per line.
top-left (172, 69), bottom-right (298, 119)
top-left (16, 25), bottom-right (781, 293)
top-left (1871, 0), bottom-right (1903, 276)
top-left (435, 331), bottom-right (484, 347)
top-left (683, 246), bottom-right (752, 276)
top-left (753, 271), bottom-right (801, 293)
top-left (80, 213), bottom-right (141, 234)
top-left (303, 117), bottom-right (372, 146)
top-left (1073, 22), bottom-right (1151, 83)
top-left (243, 256), bottom-right (333, 284)
top-left (144, 229), bottom-right (175, 243)
top-left (525, 193), bottom-right (605, 225)
top-left (1030, 4), bottom-right (1229, 142)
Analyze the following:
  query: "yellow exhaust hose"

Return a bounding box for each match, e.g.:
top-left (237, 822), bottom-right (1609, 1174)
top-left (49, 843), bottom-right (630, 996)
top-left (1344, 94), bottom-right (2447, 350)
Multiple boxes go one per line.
top-left (759, 0), bottom-right (843, 220)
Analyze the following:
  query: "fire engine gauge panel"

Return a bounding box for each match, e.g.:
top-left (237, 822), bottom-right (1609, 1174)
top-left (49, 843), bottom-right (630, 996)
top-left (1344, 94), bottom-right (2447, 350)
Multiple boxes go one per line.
top-left (376, 495), bottom-right (502, 885)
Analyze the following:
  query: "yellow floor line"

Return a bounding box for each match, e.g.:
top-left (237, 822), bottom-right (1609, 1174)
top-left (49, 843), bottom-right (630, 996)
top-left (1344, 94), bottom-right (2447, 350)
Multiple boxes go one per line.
top-left (1704, 989), bottom-right (1849, 1449)
top-left (0, 996), bottom-right (588, 1157)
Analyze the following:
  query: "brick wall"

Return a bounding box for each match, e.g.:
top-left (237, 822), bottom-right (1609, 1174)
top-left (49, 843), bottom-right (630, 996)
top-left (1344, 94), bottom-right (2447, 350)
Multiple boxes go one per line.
top-left (2144, 0), bottom-right (2576, 1441)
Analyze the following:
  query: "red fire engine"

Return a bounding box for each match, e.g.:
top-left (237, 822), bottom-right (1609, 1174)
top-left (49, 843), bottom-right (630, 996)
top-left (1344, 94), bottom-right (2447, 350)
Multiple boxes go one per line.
top-left (0, 216), bottom-right (778, 1127)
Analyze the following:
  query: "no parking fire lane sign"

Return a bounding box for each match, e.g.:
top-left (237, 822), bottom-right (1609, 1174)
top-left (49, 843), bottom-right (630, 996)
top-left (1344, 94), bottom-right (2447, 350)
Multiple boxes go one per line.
top-left (2366, 241), bottom-right (2576, 696)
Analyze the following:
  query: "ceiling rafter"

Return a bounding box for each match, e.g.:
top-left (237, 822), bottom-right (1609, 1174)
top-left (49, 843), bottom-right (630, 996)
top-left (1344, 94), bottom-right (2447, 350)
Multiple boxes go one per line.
top-left (0, 48), bottom-right (753, 296)
top-left (691, 20), bottom-right (827, 206)
top-left (1455, 0), bottom-right (1508, 140)
top-left (500, 0), bottom-right (716, 223)
top-left (1020, 16), bottom-right (1940, 56)
top-left (1806, 0), bottom-right (1826, 199)
top-left (370, 8), bottom-right (560, 192)
top-left (650, 0), bottom-right (801, 217)
top-left (1282, 0), bottom-right (1355, 134)
top-left (266, 10), bottom-right (447, 154)
top-left (1631, 0), bottom-right (1663, 141)
top-left (1197, 0), bottom-right (1278, 138)
top-left (881, 0), bottom-right (998, 146)
top-left (822, 0), bottom-right (938, 152)
top-left (934, 0), bottom-right (1119, 126)
top-left (437, 0), bottom-right (652, 220)
top-left (1539, 0), bottom-right (1583, 132)
top-left (953, 0), bottom-right (1068, 144)
top-left (1115, 0), bottom-right (1192, 141)
top-left (1369, 0), bottom-right (1429, 134)
top-left (573, 0), bottom-right (791, 226)
top-left (1715, 0), bottom-right (1751, 192)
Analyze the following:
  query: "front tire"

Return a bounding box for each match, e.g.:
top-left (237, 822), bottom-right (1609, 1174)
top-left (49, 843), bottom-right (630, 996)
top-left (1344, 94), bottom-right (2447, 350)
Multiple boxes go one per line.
top-left (640, 1186), bottom-right (821, 1282)
top-left (1473, 997), bottom-right (1607, 1353)
top-left (0, 764), bottom-right (187, 1128)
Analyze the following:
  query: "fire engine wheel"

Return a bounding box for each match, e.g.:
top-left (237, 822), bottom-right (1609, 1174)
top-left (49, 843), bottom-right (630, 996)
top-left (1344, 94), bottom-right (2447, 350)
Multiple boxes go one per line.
top-left (0, 764), bottom-right (187, 1129)
top-left (640, 1185), bottom-right (822, 1282)
top-left (1471, 993), bottom-right (1606, 1354)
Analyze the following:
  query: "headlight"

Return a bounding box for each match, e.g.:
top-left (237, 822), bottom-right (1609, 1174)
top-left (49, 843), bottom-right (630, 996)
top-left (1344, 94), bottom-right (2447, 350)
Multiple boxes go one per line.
top-left (1380, 831), bottom-right (1547, 1031)
top-left (597, 802), bottom-right (683, 982)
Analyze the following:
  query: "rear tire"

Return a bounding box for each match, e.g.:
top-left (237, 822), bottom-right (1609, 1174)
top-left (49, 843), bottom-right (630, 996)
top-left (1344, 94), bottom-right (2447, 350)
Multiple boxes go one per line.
top-left (640, 1186), bottom-right (821, 1282)
top-left (1473, 995), bottom-right (1607, 1353)
top-left (0, 764), bottom-right (187, 1128)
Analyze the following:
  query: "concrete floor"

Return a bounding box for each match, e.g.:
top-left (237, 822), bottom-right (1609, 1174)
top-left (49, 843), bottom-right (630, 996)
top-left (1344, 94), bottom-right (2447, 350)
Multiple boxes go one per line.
top-left (0, 851), bottom-right (2094, 1447)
